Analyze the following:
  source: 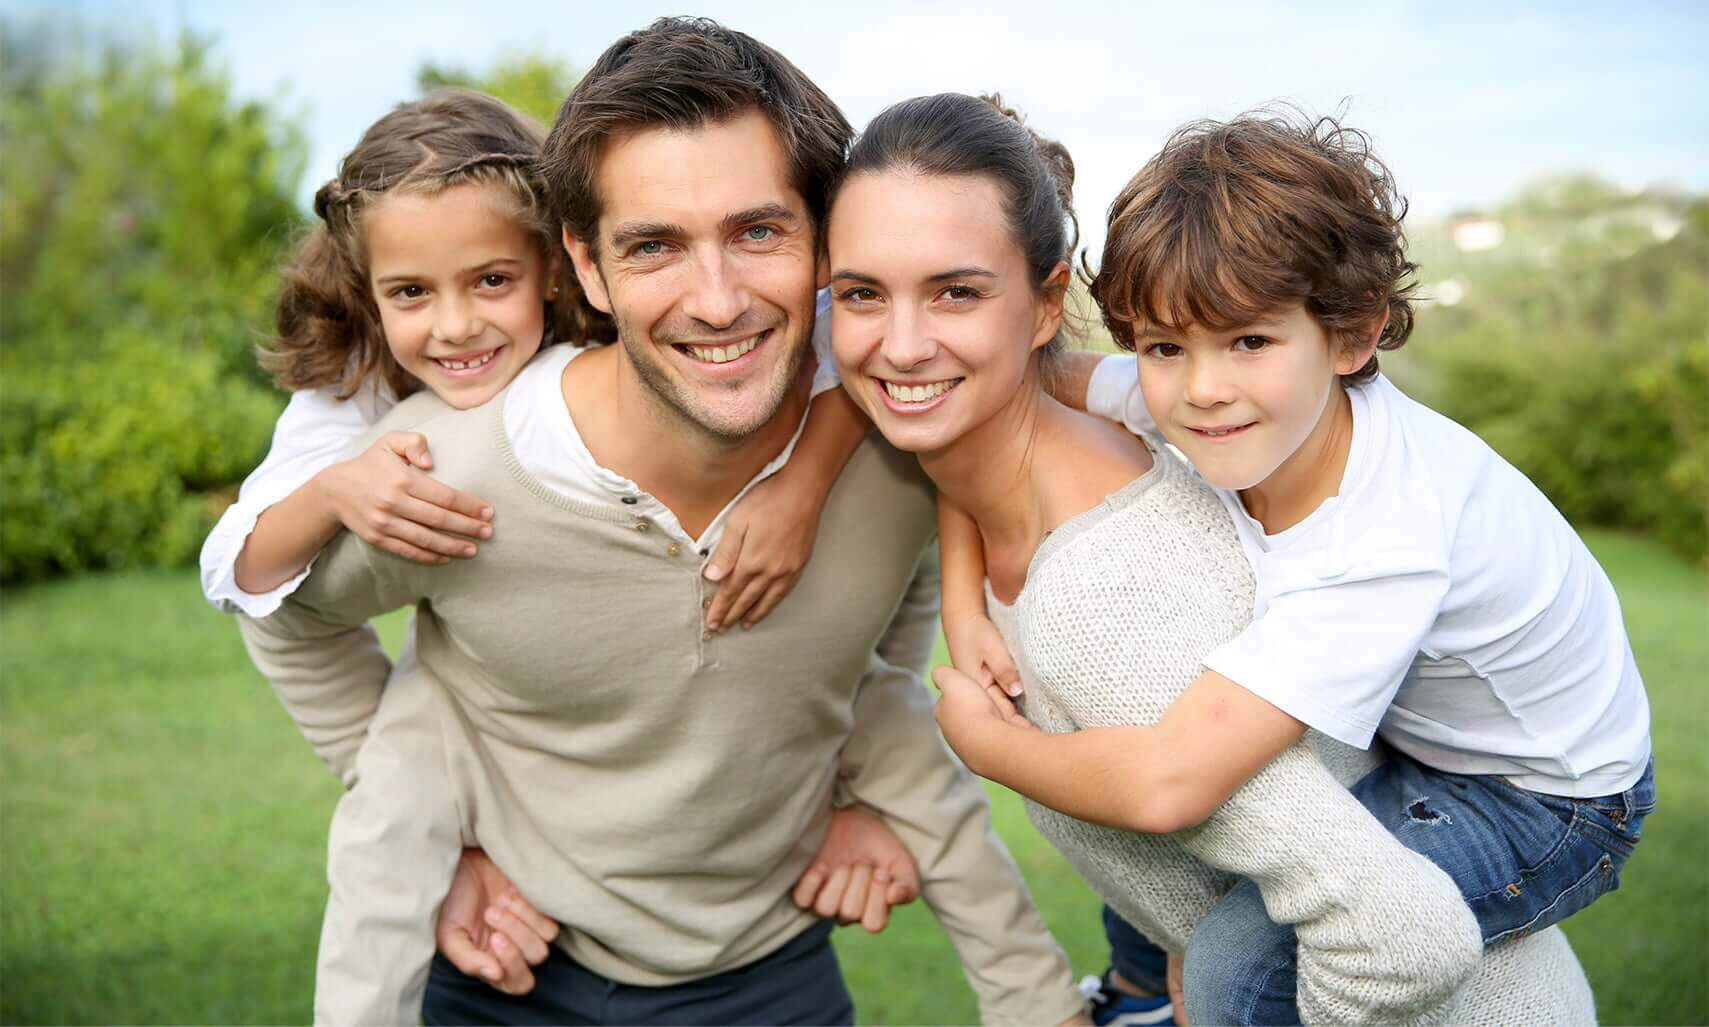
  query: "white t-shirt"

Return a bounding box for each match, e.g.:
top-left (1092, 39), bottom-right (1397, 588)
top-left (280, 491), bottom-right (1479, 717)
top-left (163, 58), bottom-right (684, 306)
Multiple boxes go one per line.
top-left (200, 291), bottom-right (840, 616)
top-left (1087, 354), bottom-right (1651, 797)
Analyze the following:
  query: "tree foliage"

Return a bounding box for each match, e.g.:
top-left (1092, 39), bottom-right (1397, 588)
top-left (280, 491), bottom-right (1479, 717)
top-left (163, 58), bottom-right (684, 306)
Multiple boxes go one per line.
top-left (1, 22), bottom-right (304, 581)
top-left (417, 54), bottom-right (578, 128)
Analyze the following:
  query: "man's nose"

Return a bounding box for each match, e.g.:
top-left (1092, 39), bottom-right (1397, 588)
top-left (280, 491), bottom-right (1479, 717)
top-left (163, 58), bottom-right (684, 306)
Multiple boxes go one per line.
top-left (680, 249), bottom-right (750, 331)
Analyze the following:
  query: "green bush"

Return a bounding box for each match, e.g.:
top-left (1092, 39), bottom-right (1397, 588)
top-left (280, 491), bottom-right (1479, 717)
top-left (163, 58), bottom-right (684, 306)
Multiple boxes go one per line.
top-left (1, 23), bottom-right (303, 583)
top-left (1402, 191), bottom-right (1708, 563)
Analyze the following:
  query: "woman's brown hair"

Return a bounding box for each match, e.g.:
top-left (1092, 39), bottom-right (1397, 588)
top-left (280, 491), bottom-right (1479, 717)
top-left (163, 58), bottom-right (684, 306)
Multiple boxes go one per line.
top-left (1088, 107), bottom-right (1417, 384)
top-left (263, 90), bottom-right (614, 400)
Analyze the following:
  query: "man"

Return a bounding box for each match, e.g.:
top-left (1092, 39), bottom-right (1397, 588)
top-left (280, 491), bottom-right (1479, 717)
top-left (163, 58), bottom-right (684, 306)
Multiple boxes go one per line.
top-left (243, 17), bottom-right (1086, 1026)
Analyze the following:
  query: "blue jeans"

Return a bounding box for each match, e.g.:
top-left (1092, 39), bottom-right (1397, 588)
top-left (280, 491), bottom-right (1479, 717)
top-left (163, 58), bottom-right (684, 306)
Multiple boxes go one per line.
top-left (1180, 753), bottom-right (1656, 1025)
top-left (1103, 904), bottom-right (1170, 995)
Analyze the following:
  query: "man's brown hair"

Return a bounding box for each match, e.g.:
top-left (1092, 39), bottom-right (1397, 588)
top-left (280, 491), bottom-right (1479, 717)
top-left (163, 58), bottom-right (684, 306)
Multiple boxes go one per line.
top-left (541, 17), bottom-right (853, 256)
top-left (1088, 108), bottom-right (1418, 383)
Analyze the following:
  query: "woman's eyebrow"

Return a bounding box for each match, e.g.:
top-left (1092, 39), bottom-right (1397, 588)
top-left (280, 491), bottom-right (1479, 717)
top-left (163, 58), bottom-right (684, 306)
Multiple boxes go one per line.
top-left (925, 267), bottom-right (996, 282)
top-left (828, 269), bottom-right (881, 285)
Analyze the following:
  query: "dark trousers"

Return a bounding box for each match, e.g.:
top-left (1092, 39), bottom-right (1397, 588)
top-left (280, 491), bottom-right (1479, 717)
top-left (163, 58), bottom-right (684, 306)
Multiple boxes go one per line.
top-left (422, 919), bottom-right (853, 1026)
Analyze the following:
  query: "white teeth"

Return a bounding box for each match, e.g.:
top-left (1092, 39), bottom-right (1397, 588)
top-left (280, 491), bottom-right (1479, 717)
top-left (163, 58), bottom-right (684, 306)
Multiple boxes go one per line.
top-left (883, 379), bottom-right (957, 403)
top-left (436, 349), bottom-right (497, 371)
top-left (686, 336), bottom-right (759, 363)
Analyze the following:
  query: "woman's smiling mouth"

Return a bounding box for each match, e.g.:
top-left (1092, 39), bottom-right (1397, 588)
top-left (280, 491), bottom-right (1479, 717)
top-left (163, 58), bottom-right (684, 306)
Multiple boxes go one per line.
top-left (875, 376), bottom-right (963, 413)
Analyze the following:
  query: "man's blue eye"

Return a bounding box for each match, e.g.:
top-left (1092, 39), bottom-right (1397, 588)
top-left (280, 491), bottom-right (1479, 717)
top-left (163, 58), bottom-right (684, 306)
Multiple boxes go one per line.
top-left (746, 226), bottom-right (774, 241)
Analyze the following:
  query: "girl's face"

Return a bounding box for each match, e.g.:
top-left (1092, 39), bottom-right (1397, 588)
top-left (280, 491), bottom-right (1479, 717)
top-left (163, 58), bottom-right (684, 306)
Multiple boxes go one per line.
top-left (827, 170), bottom-right (1062, 456)
top-left (365, 182), bottom-right (555, 409)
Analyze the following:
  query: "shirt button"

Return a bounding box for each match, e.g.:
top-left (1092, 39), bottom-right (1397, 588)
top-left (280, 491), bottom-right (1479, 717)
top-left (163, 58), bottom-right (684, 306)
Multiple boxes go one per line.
top-left (702, 629), bottom-right (713, 641)
top-left (633, 520), bottom-right (649, 533)
top-left (666, 543), bottom-right (682, 557)
top-left (702, 598), bottom-right (712, 610)
top-left (621, 496), bottom-right (639, 505)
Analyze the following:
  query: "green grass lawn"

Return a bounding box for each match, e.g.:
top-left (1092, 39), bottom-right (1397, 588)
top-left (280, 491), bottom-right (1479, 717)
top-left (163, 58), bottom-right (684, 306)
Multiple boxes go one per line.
top-left (2, 531), bottom-right (1704, 1024)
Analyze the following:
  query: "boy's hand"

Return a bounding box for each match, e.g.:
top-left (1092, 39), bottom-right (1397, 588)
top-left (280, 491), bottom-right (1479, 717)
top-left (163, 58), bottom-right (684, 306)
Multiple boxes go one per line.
top-left (703, 467), bottom-right (826, 631)
top-left (930, 664), bottom-right (1037, 775)
top-left (943, 611), bottom-right (1022, 697)
top-left (791, 806), bottom-right (921, 933)
top-left (436, 847), bottom-right (559, 995)
top-left (316, 432), bottom-right (494, 564)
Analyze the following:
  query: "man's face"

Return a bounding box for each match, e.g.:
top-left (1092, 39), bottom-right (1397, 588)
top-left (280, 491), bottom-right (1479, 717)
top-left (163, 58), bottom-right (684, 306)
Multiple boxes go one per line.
top-left (566, 110), bottom-right (820, 442)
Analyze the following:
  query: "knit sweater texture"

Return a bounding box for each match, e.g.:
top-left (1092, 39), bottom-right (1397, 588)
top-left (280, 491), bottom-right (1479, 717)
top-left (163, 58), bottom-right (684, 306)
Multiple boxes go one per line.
top-left (986, 442), bottom-right (1596, 1025)
top-left (240, 388), bottom-right (1080, 1025)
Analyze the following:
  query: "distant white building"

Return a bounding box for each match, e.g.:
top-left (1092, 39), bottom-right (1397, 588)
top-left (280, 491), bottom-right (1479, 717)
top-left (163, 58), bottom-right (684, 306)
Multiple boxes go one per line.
top-left (1451, 216), bottom-right (1506, 252)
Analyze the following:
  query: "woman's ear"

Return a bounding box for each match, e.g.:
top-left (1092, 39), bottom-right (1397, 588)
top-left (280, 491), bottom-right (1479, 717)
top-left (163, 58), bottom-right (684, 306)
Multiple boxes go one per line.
top-left (1031, 262), bottom-right (1072, 351)
top-left (563, 225), bottom-right (612, 315)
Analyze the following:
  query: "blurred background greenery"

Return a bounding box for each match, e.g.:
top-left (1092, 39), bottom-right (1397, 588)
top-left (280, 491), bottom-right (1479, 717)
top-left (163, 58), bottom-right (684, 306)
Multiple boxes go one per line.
top-left (2, 17), bottom-right (1705, 1027)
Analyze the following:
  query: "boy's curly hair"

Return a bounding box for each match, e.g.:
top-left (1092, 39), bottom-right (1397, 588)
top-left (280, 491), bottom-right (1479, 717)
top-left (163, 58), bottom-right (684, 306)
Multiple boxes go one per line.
top-left (1087, 106), bottom-right (1417, 384)
top-left (264, 90), bottom-right (615, 401)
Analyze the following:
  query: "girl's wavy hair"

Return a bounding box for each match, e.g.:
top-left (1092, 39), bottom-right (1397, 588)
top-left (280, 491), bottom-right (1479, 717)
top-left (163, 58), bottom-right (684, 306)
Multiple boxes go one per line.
top-left (1087, 106), bottom-right (1417, 384)
top-left (263, 90), bottom-right (614, 400)
top-left (829, 92), bottom-right (1082, 361)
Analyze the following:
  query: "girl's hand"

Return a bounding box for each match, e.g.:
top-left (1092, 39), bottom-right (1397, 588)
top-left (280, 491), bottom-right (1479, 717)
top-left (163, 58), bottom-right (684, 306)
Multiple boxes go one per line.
top-left (943, 610), bottom-right (1022, 697)
top-left (791, 806), bottom-right (921, 933)
top-left (703, 468), bottom-right (826, 632)
top-left (315, 432), bottom-right (494, 564)
top-left (930, 664), bottom-right (1037, 775)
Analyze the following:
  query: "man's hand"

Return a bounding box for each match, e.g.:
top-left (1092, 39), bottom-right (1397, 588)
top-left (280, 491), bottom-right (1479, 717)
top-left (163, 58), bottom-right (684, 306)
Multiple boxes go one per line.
top-left (435, 848), bottom-right (559, 995)
top-left (791, 806), bottom-right (921, 933)
top-left (930, 664), bottom-right (1036, 776)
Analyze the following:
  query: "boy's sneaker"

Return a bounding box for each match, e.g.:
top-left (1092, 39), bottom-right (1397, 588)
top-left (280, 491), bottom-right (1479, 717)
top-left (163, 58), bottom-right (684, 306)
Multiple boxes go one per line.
top-left (1079, 971), bottom-right (1176, 1027)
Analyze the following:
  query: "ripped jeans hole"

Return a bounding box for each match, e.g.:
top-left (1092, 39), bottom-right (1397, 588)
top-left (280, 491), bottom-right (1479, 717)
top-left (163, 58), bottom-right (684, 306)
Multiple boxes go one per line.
top-left (1406, 798), bottom-right (1452, 824)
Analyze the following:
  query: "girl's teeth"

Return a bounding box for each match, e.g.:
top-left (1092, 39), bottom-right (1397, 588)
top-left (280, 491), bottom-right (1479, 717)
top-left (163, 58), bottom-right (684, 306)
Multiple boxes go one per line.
top-left (439, 350), bottom-right (497, 371)
top-left (883, 380), bottom-right (956, 402)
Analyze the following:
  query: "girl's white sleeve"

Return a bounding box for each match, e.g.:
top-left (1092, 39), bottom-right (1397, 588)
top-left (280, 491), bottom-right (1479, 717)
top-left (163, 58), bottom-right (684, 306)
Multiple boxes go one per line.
top-left (1086, 353), bottom-right (1157, 434)
top-left (808, 288), bottom-right (841, 397)
top-left (199, 384), bottom-right (388, 617)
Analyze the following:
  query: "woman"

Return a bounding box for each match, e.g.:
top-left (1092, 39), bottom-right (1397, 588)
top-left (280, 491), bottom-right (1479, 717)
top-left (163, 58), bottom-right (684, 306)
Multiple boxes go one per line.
top-left (824, 91), bottom-right (1596, 1026)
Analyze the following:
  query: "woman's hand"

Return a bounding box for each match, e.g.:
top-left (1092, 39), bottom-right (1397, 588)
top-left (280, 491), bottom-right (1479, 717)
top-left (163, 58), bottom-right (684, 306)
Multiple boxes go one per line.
top-left (791, 806), bottom-right (921, 933)
top-left (435, 848), bottom-right (559, 995)
top-left (315, 432), bottom-right (494, 564)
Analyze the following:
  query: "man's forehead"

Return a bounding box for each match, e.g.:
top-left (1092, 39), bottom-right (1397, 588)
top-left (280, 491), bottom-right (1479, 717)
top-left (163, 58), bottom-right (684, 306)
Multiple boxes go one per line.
top-left (593, 110), bottom-right (807, 233)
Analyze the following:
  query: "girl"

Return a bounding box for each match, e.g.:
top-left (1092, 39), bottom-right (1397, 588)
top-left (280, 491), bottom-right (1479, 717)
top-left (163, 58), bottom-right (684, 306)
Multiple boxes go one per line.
top-left (202, 91), bottom-right (916, 1023)
top-left (830, 92), bottom-right (1599, 1025)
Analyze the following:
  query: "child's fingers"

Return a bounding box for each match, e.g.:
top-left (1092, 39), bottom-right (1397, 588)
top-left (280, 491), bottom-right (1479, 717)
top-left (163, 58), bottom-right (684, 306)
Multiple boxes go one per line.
top-left (487, 932), bottom-right (535, 995)
top-left (500, 893), bottom-right (559, 946)
top-left (438, 924), bottom-right (504, 986)
top-left (990, 658), bottom-right (1023, 697)
top-left (395, 494), bottom-right (493, 542)
top-left (371, 536), bottom-right (452, 566)
top-left (409, 477), bottom-right (495, 524)
top-left (838, 864), bottom-right (874, 924)
top-left (484, 904), bottom-right (550, 966)
top-left (712, 573), bottom-right (767, 633)
top-left (378, 517), bottom-right (478, 560)
top-left (702, 523), bottom-right (745, 586)
top-left (859, 878), bottom-right (892, 933)
top-left (812, 865), bottom-right (852, 920)
top-left (791, 864), bottom-right (828, 910)
top-left (740, 576), bottom-right (798, 629)
top-left (382, 431), bottom-right (434, 470)
top-left (887, 858), bottom-right (921, 905)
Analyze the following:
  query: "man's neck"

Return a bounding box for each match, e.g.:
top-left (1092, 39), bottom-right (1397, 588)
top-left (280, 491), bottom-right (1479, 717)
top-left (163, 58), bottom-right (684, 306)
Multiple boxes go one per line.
top-left (562, 345), bottom-right (811, 538)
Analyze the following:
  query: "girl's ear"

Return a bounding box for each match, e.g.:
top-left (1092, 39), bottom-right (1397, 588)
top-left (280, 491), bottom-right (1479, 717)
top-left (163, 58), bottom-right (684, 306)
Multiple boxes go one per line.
top-left (1336, 308), bottom-right (1389, 375)
top-left (1030, 262), bottom-right (1072, 351)
top-left (564, 225), bottom-right (612, 315)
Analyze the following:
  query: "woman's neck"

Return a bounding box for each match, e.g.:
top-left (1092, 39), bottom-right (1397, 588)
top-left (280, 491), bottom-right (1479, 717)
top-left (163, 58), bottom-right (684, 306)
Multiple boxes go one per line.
top-left (919, 377), bottom-right (1050, 560)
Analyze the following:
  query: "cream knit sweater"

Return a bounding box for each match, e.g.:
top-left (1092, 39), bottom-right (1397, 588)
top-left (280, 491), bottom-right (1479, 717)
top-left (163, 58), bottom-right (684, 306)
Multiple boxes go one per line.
top-left (987, 443), bottom-right (1597, 1025)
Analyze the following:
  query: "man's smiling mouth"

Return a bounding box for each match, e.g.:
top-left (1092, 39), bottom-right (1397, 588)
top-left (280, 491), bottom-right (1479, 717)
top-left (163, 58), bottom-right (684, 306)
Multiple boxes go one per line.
top-left (674, 330), bottom-right (768, 364)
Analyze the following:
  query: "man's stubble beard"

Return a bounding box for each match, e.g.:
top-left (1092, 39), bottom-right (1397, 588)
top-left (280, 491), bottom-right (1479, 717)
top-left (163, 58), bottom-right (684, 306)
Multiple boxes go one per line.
top-left (611, 305), bottom-right (809, 445)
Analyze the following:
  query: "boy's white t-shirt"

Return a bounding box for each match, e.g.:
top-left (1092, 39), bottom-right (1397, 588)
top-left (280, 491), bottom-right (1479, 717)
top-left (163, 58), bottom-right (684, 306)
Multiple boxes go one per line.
top-left (199, 291), bottom-right (842, 616)
top-left (1088, 354), bottom-right (1651, 797)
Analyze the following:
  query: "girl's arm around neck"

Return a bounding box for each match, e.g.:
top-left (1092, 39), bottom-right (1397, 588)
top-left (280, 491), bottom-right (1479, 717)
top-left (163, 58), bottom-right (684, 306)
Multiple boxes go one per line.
top-left (937, 665), bottom-right (1307, 833)
top-left (702, 385), bottom-right (870, 630)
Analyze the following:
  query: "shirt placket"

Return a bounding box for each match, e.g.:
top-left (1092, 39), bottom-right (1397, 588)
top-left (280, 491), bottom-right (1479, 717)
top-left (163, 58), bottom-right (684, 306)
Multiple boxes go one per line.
top-left (622, 493), bottom-right (716, 669)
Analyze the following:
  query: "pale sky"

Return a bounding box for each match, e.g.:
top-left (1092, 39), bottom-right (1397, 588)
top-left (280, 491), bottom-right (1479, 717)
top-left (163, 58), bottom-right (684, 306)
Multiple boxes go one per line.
top-left (23, 0), bottom-right (1709, 255)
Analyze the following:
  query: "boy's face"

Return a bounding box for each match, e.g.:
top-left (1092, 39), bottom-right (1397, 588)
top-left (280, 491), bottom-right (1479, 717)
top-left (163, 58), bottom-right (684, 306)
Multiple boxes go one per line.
top-left (1135, 303), bottom-right (1368, 493)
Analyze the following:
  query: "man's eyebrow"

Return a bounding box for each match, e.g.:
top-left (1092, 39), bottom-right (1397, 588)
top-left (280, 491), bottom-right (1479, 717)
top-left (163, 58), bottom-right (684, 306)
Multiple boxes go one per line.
top-left (721, 203), bottom-right (798, 233)
top-left (608, 221), bottom-right (685, 249)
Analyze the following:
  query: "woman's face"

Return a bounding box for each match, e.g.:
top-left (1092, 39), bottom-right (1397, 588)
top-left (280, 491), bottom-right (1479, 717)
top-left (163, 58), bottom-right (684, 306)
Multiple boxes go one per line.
top-left (827, 170), bottom-right (1061, 456)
